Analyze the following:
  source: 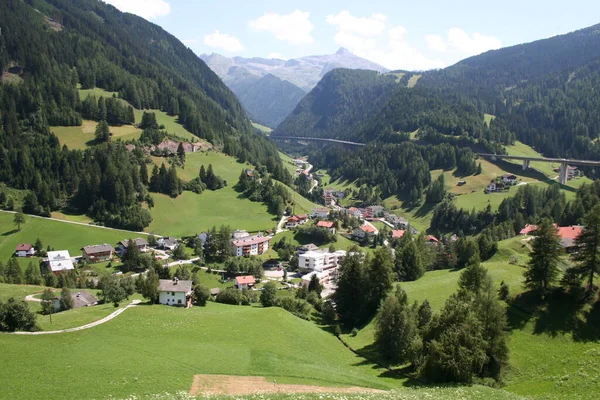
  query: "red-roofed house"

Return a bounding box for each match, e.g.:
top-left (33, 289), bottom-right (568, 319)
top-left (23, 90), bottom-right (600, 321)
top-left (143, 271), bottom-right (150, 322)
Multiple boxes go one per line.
top-left (352, 224), bottom-right (378, 240)
top-left (392, 230), bottom-right (405, 239)
top-left (286, 216), bottom-right (300, 229)
top-left (296, 214), bottom-right (309, 222)
top-left (346, 207), bottom-right (362, 218)
top-left (15, 243), bottom-right (35, 257)
top-left (557, 225), bottom-right (584, 252)
top-left (235, 275), bottom-right (256, 290)
top-left (426, 235), bottom-right (440, 245)
top-left (520, 224), bottom-right (538, 235)
top-left (317, 220), bottom-right (336, 234)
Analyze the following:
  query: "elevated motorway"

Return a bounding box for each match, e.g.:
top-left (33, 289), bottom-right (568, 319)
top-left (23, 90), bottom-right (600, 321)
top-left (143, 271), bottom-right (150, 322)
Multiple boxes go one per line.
top-left (478, 153), bottom-right (600, 184)
top-left (270, 136), bottom-right (366, 147)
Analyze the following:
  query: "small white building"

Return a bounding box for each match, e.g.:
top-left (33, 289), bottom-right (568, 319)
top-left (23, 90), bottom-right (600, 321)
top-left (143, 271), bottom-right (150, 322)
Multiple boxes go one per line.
top-left (501, 174), bottom-right (517, 184)
top-left (235, 275), bottom-right (256, 290)
top-left (352, 224), bottom-right (378, 239)
top-left (301, 271), bottom-right (329, 288)
top-left (346, 207), bottom-right (363, 218)
top-left (159, 278), bottom-right (192, 306)
top-left (15, 243), bottom-right (35, 257)
top-left (157, 237), bottom-right (178, 251)
top-left (46, 250), bottom-right (75, 274)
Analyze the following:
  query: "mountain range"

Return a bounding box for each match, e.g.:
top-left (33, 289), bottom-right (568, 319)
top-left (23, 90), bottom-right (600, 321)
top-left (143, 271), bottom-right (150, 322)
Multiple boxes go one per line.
top-left (200, 48), bottom-right (388, 128)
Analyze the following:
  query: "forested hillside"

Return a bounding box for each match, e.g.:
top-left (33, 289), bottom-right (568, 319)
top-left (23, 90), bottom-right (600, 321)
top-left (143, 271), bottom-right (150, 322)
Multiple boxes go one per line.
top-left (0, 0), bottom-right (286, 229)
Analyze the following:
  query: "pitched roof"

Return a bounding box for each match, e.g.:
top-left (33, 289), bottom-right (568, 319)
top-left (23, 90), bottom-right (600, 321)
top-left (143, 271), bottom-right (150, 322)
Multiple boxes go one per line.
top-left (313, 207), bottom-right (329, 213)
top-left (16, 243), bottom-right (33, 251)
top-left (502, 174), bottom-right (517, 179)
top-left (71, 291), bottom-right (98, 308)
top-left (82, 244), bottom-right (115, 255)
top-left (519, 224), bottom-right (538, 235)
top-left (317, 220), bottom-right (334, 228)
top-left (158, 279), bottom-right (193, 293)
top-left (119, 238), bottom-right (149, 247)
top-left (231, 235), bottom-right (271, 247)
top-left (348, 207), bottom-right (360, 212)
top-left (426, 235), bottom-right (439, 243)
top-left (557, 225), bottom-right (584, 248)
top-left (287, 216), bottom-right (300, 222)
top-left (47, 250), bottom-right (74, 272)
top-left (296, 214), bottom-right (308, 219)
top-left (235, 275), bottom-right (255, 285)
top-left (392, 230), bottom-right (405, 239)
top-left (360, 225), bottom-right (377, 233)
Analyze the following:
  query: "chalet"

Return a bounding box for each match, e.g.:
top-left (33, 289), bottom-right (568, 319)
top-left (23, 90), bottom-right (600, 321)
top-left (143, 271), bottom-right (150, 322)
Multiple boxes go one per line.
top-left (297, 243), bottom-right (318, 255)
top-left (15, 243), bottom-right (35, 257)
top-left (157, 237), bottom-right (178, 251)
top-left (301, 271), bottom-right (329, 289)
top-left (118, 238), bottom-right (149, 253)
top-left (392, 230), bottom-right (405, 239)
top-left (519, 224), bottom-right (538, 235)
top-left (299, 250), bottom-right (347, 273)
top-left (46, 250), bottom-right (75, 274)
top-left (231, 233), bottom-right (271, 256)
top-left (311, 207), bottom-right (330, 218)
top-left (235, 275), bottom-right (256, 290)
top-left (557, 225), bottom-right (584, 252)
top-left (486, 180), bottom-right (497, 192)
top-left (323, 190), bottom-right (335, 205)
top-left (81, 244), bottom-right (115, 263)
top-left (286, 216), bottom-right (300, 229)
top-left (501, 174), bottom-right (518, 184)
top-left (365, 205), bottom-right (385, 218)
top-left (158, 278), bottom-right (193, 306)
top-left (316, 220), bottom-right (336, 234)
top-left (352, 224), bottom-right (378, 239)
top-left (385, 214), bottom-right (408, 229)
top-left (346, 207), bottom-right (362, 218)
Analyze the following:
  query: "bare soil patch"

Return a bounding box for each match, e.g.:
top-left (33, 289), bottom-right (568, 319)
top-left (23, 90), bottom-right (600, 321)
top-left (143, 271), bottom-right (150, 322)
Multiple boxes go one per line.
top-left (189, 374), bottom-right (385, 396)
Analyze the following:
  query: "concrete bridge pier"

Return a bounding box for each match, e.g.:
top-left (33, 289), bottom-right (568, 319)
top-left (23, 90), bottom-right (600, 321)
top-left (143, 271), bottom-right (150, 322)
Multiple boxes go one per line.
top-left (559, 161), bottom-right (569, 184)
top-left (522, 159), bottom-right (530, 170)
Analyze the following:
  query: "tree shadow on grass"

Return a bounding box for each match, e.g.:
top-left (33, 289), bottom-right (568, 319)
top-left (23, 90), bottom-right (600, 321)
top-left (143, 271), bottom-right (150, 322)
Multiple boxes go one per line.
top-left (506, 290), bottom-right (541, 330)
top-left (573, 299), bottom-right (600, 342)
top-left (533, 289), bottom-right (586, 336)
top-left (2, 229), bottom-right (18, 236)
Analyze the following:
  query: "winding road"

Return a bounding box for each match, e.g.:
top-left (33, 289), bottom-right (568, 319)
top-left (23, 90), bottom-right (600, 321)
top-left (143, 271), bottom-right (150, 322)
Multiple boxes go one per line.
top-left (3, 299), bottom-right (141, 335)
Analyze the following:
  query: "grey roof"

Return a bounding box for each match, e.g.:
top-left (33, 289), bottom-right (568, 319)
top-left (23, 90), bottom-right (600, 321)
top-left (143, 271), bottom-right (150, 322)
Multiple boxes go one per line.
top-left (300, 243), bottom-right (318, 251)
top-left (71, 291), bottom-right (98, 308)
top-left (82, 244), bottom-right (115, 255)
top-left (119, 238), bottom-right (149, 247)
top-left (210, 288), bottom-right (221, 296)
top-left (158, 279), bottom-right (193, 293)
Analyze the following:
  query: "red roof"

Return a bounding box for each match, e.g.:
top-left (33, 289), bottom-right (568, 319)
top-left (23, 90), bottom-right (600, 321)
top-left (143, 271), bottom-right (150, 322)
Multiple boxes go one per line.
top-left (348, 207), bottom-right (360, 212)
top-left (231, 235), bottom-right (271, 247)
top-left (426, 235), bottom-right (439, 243)
top-left (360, 225), bottom-right (377, 233)
top-left (317, 221), bottom-right (334, 228)
top-left (557, 226), bottom-right (583, 240)
top-left (296, 214), bottom-right (308, 219)
top-left (16, 243), bottom-right (33, 251)
top-left (235, 275), bottom-right (255, 285)
top-left (287, 216), bottom-right (299, 222)
top-left (520, 224), bottom-right (538, 235)
top-left (392, 230), bottom-right (405, 239)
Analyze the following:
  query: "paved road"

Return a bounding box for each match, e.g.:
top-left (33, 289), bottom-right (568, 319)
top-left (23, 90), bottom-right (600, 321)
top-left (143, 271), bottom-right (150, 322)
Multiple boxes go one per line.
top-left (24, 294), bottom-right (43, 303)
top-left (0, 210), bottom-right (158, 236)
top-left (275, 216), bottom-right (288, 234)
top-left (4, 300), bottom-right (141, 335)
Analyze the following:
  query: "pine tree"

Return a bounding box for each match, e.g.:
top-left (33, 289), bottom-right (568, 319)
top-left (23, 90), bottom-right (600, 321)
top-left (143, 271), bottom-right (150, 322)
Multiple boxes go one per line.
top-left (60, 287), bottom-right (73, 311)
top-left (205, 164), bottom-right (216, 189)
top-left (334, 251), bottom-right (367, 327)
top-left (524, 218), bottom-right (563, 298)
top-left (572, 204), bottom-right (600, 292)
top-left (308, 273), bottom-right (322, 295)
top-left (140, 162), bottom-right (149, 185)
top-left (458, 255), bottom-right (487, 295)
top-left (25, 262), bottom-right (42, 285)
top-left (5, 258), bottom-right (23, 284)
top-left (366, 247), bottom-right (395, 313)
top-left (177, 142), bottom-right (185, 165)
top-left (13, 211), bottom-right (25, 231)
top-left (398, 241), bottom-right (424, 281)
top-left (199, 165), bottom-right (207, 182)
top-left (97, 96), bottom-right (107, 121)
top-left (149, 165), bottom-right (160, 192)
top-left (95, 120), bottom-right (111, 142)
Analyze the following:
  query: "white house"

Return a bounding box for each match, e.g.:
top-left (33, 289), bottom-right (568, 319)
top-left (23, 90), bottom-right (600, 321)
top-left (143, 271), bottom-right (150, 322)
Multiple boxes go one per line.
top-left (286, 216), bottom-right (300, 229)
top-left (231, 233), bottom-right (271, 256)
top-left (311, 207), bottom-right (330, 218)
top-left (158, 278), bottom-right (192, 306)
top-left (486, 180), bottom-right (497, 192)
top-left (157, 237), bottom-right (178, 251)
top-left (299, 250), bottom-right (347, 273)
top-left (346, 207), bottom-right (362, 218)
top-left (235, 275), bottom-right (256, 290)
top-left (46, 250), bottom-right (75, 274)
top-left (352, 224), bottom-right (378, 239)
top-left (501, 174), bottom-right (517, 184)
top-left (15, 243), bottom-right (35, 257)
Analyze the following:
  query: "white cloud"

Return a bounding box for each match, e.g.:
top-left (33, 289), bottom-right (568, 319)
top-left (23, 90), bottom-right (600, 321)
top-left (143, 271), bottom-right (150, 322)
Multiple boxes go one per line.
top-left (426, 28), bottom-right (502, 56)
top-left (203, 30), bottom-right (245, 53)
top-left (326, 11), bottom-right (444, 71)
top-left (249, 10), bottom-right (314, 45)
top-left (103, 0), bottom-right (171, 20)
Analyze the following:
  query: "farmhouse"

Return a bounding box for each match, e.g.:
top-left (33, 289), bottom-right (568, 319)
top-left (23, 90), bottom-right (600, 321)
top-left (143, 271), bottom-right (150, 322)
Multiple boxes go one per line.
top-left (46, 250), bottom-right (75, 274)
top-left (392, 230), bottom-right (405, 239)
top-left (157, 237), bottom-right (178, 251)
top-left (301, 271), bottom-right (329, 289)
top-left (235, 275), bottom-right (256, 290)
top-left (285, 216), bottom-right (300, 229)
top-left (231, 233), bottom-right (271, 256)
top-left (501, 174), bottom-right (518, 184)
top-left (158, 278), bottom-right (192, 306)
top-left (346, 207), bottom-right (362, 218)
top-left (118, 238), bottom-right (149, 253)
top-left (385, 213), bottom-right (408, 229)
top-left (520, 224), bottom-right (538, 235)
top-left (487, 180), bottom-right (497, 192)
top-left (311, 207), bottom-right (330, 218)
top-left (557, 225), bottom-right (584, 252)
top-left (15, 243), bottom-right (35, 257)
top-left (81, 244), bottom-right (115, 263)
top-left (352, 224), bottom-right (378, 239)
top-left (299, 250), bottom-right (347, 273)
top-left (316, 220), bottom-right (336, 234)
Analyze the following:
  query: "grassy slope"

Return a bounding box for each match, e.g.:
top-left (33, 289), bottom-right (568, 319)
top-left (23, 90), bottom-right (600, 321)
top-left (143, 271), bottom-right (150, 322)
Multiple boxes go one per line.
top-left (0, 303), bottom-right (403, 400)
top-left (343, 236), bottom-right (600, 400)
top-left (407, 74), bottom-right (422, 88)
top-left (252, 122), bottom-right (273, 133)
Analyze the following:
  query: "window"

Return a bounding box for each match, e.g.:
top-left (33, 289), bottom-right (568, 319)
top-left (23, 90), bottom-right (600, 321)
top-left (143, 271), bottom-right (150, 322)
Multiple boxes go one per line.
top-left (172, 292), bottom-right (175, 295)
top-left (177, 299), bottom-right (182, 304)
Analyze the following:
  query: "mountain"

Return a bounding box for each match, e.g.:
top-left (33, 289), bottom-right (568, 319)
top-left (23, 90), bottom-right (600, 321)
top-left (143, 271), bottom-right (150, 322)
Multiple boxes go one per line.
top-left (200, 48), bottom-right (388, 128)
top-left (0, 0), bottom-right (287, 230)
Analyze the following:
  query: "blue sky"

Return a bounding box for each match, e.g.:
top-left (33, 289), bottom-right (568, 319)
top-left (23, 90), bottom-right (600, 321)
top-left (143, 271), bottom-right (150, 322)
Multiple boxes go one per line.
top-left (105, 0), bottom-right (600, 70)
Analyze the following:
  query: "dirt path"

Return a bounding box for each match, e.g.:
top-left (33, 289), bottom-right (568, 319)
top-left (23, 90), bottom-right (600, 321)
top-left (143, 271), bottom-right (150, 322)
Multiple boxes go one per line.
top-left (3, 300), bottom-right (141, 335)
top-left (189, 374), bottom-right (385, 396)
